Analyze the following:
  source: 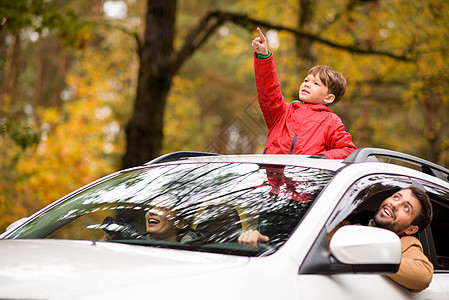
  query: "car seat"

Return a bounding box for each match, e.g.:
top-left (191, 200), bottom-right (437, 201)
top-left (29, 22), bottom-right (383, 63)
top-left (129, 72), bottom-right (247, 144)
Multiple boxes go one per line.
top-left (195, 204), bottom-right (243, 244)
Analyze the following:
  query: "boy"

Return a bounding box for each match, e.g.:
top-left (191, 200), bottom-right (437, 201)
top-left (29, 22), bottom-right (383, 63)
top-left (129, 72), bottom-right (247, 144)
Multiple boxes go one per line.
top-left (252, 28), bottom-right (356, 159)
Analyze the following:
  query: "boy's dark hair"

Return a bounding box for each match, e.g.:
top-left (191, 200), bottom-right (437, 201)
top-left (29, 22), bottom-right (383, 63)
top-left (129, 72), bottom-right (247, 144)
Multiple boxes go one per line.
top-left (308, 65), bottom-right (347, 105)
top-left (409, 187), bottom-right (433, 234)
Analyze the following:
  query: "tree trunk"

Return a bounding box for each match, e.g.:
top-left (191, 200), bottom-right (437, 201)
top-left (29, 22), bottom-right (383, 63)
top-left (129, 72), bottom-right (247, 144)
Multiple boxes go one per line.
top-left (295, 0), bottom-right (315, 70)
top-left (121, 0), bottom-right (177, 168)
top-left (1, 33), bottom-right (21, 114)
top-left (36, 35), bottom-right (72, 108)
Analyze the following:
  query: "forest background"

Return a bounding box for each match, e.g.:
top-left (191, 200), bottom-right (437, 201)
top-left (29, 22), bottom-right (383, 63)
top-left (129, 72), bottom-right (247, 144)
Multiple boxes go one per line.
top-left (1, 0), bottom-right (449, 232)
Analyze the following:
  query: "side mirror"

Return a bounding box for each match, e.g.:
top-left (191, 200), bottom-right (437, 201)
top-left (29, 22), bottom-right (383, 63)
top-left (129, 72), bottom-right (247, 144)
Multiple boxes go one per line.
top-left (330, 225), bottom-right (401, 270)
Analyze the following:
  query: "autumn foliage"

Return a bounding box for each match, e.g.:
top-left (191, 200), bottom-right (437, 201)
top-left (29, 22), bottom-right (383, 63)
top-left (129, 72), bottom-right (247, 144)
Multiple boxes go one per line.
top-left (1, 0), bottom-right (449, 232)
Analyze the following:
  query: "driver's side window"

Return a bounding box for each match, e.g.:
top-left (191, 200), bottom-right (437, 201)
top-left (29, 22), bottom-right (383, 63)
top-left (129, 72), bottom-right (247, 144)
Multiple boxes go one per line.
top-left (415, 180), bottom-right (449, 271)
top-left (325, 174), bottom-right (413, 234)
top-left (327, 174), bottom-right (449, 274)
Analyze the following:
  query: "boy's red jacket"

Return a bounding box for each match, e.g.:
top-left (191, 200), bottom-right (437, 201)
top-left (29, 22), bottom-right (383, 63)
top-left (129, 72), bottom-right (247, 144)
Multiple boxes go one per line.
top-left (254, 53), bottom-right (356, 159)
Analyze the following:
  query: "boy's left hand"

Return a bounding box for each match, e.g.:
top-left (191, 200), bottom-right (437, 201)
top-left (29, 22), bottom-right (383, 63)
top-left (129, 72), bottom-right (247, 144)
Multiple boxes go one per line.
top-left (252, 28), bottom-right (269, 56)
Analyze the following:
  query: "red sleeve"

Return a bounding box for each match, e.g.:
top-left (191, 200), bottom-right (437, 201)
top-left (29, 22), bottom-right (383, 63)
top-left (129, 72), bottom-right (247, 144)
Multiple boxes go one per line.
top-left (318, 116), bottom-right (357, 159)
top-left (254, 53), bottom-right (288, 130)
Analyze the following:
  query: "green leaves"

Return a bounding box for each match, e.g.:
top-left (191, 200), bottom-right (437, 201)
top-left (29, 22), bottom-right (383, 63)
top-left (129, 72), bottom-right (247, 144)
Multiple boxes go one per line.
top-left (0, 120), bottom-right (39, 150)
top-left (0, 0), bottom-right (91, 48)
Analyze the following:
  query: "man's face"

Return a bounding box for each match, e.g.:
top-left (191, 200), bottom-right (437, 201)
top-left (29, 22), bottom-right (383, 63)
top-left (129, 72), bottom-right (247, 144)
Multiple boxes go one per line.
top-left (374, 189), bottom-right (422, 236)
top-left (298, 73), bottom-right (334, 105)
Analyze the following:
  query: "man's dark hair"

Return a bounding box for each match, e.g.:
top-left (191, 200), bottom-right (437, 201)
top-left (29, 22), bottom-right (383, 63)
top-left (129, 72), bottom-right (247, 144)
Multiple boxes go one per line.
top-left (409, 187), bottom-right (433, 234)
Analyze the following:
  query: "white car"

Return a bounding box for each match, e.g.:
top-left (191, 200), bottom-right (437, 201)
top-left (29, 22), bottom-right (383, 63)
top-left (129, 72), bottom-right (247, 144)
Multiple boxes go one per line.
top-left (1, 148), bottom-right (449, 300)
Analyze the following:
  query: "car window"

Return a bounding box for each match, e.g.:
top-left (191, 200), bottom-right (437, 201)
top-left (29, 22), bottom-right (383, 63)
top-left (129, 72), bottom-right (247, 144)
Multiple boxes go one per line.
top-left (326, 174), bottom-right (413, 233)
top-left (326, 173), bottom-right (449, 273)
top-left (411, 178), bottom-right (449, 271)
top-left (6, 162), bottom-right (335, 256)
top-left (429, 198), bottom-right (449, 271)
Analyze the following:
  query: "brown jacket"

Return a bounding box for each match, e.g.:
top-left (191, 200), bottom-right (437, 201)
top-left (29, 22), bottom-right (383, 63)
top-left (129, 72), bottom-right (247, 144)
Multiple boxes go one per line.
top-left (386, 235), bottom-right (433, 292)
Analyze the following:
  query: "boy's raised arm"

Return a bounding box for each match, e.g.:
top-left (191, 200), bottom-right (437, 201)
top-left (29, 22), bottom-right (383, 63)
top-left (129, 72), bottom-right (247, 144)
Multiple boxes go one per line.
top-left (252, 28), bottom-right (269, 56)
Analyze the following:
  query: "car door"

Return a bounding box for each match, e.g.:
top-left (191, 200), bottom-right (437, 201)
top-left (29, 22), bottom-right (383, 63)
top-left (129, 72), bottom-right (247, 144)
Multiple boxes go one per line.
top-left (297, 173), bottom-right (447, 300)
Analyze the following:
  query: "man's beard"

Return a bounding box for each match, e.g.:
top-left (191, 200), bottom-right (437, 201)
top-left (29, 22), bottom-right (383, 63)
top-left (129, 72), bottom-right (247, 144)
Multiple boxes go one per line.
top-left (374, 215), bottom-right (396, 232)
top-left (374, 207), bottom-right (410, 235)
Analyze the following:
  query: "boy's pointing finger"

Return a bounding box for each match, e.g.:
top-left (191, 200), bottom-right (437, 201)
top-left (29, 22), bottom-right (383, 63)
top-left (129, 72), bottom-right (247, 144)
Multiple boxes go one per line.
top-left (257, 27), bottom-right (266, 42)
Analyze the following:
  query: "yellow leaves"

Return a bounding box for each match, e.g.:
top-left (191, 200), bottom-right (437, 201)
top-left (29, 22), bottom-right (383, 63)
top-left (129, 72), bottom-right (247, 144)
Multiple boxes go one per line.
top-left (162, 76), bottom-right (207, 153)
top-left (219, 29), bottom-right (248, 58)
top-left (0, 135), bottom-right (32, 230)
top-left (40, 107), bottom-right (64, 126)
top-left (1, 94), bottom-right (11, 113)
top-left (13, 97), bottom-right (119, 218)
top-left (0, 32), bottom-right (133, 233)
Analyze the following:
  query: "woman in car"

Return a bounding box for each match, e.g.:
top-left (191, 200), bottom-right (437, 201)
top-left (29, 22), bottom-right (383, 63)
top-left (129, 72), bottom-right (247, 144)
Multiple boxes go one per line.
top-left (101, 197), bottom-right (203, 244)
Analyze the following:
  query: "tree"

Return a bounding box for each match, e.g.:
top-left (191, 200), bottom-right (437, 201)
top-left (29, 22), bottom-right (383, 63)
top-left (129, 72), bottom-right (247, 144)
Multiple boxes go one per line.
top-left (121, 1), bottom-right (176, 168)
top-left (3, 0), bottom-right (449, 232)
top-left (122, 1), bottom-right (232, 167)
top-left (0, 0), bottom-right (105, 231)
top-left (122, 0), bottom-right (411, 168)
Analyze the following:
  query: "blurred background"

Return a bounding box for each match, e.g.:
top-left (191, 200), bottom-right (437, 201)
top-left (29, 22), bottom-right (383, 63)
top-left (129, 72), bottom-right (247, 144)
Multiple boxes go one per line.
top-left (1, 0), bottom-right (448, 232)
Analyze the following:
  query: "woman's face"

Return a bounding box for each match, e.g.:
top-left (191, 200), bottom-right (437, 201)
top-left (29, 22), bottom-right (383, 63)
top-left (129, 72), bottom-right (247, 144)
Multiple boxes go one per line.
top-left (145, 206), bottom-right (178, 241)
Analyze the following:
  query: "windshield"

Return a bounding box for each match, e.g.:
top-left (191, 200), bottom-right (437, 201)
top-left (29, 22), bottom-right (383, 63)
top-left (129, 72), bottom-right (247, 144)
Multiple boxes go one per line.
top-left (7, 162), bottom-right (335, 256)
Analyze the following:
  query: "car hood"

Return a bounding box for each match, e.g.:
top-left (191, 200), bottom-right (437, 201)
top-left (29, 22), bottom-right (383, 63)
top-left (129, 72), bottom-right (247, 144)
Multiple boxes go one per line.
top-left (0, 239), bottom-right (272, 300)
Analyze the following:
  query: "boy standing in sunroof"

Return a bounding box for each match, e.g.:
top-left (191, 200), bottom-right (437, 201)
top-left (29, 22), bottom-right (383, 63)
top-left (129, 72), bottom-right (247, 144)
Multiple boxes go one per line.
top-left (252, 28), bottom-right (356, 159)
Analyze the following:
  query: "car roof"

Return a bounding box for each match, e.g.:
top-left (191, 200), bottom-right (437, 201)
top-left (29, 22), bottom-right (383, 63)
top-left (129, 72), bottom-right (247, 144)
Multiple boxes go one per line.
top-left (147, 154), bottom-right (345, 172)
top-left (144, 148), bottom-right (449, 184)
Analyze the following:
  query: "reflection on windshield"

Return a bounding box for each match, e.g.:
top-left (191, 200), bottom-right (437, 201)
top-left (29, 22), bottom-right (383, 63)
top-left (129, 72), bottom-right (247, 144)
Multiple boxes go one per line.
top-left (8, 162), bottom-right (335, 256)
